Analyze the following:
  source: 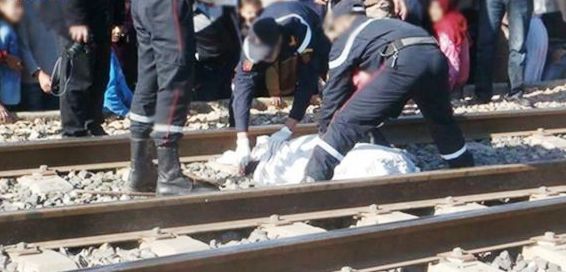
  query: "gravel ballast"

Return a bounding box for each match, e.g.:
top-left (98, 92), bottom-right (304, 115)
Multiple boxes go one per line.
top-left (1, 134), bottom-right (566, 212)
top-left (0, 84), bottom-right (565, 142)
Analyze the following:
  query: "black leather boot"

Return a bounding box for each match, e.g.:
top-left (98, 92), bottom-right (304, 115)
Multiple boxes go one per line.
top-left (156, 145), bottom-right (219, 196)
top-left (127, 138), bottom-right (157, 192)
top-left (156, 145), bottom-right (194, 196)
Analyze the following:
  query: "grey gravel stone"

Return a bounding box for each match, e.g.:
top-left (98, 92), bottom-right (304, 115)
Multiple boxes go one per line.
top-left (492, 251), bottom-right (513, 270)
top-left (1, 84), bottom-right (563, 142)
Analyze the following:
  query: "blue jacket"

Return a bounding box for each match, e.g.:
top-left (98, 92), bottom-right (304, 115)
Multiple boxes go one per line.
top-left (0, 20), bottom-right (21, 106)
top-left (232, 1), bottom-right (330, 131)
top-left (103, 51), bottom-right (132, 117)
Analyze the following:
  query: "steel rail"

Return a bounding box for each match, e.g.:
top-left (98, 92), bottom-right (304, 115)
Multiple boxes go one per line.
top-left (1, 159), bottom-right (566, 246)
top-left (84, 197), bottom-right (566, 272)
top-left (2, 107), bottom-right (566, 172)
top-left (29, 185), bottom-right (566, 250)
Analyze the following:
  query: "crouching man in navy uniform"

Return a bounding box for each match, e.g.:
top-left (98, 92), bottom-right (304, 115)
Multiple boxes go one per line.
top-left (230, 1), bottom-right (330, 168)
top-left (304, 0), bottom-right (474, 181)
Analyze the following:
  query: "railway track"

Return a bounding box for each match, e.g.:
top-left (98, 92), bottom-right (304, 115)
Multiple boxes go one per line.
top-left (2, 85), bottom-right (566, 271)
top-left (88, 197), bottom-right (566, 272)
top-left (2, 107), bottom-right (566, 176)
top-left (1, 159), bottom-right (566, 271)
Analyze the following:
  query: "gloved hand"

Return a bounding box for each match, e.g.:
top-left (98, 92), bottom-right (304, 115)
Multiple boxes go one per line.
top-left (235, 136), bottom-right (251, 168)
top-left (267, 126), bottom-right (293, 156)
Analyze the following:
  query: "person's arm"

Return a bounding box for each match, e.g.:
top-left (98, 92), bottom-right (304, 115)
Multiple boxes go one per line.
top-left (17, 19), bottom-right (52, 92)
top-left (232, 57), bottom-right (260, 134)
top-left (231, 55), bottom-right (262, 167)
top-left (287, 51), bottom-right (319, 132)
top-left (318, 40), bottom-right (359, 135)
top-left (61, 0), bottom-right (90, 43)
top-left (16, 20), bottom-right (39, 77)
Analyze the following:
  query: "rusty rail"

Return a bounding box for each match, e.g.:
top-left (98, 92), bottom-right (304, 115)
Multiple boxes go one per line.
top-left (2, 108), bottom-right (566, 172)
top-left (1, 159), bottom-right (566, 246)
top-left (87, 197), bottom-right (566, 272)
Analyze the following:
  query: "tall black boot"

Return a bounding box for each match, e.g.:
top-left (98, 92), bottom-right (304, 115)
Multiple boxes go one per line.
top-left (156, 145), bottom-right (219, 196)
top-left (156, 145), bottom-right (194, 196)
top-left (127, 138), bottom-right (157, 192)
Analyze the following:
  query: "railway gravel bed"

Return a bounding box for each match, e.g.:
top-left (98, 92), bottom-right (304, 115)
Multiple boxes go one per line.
top-left (23, 246), bottom-right (559, 272)
top-left (1, 194), bottom-right (564, 271)
top-left (2, 134), bottom-right (566, 212)
top-left (0, 84), bottom-right (565, 142)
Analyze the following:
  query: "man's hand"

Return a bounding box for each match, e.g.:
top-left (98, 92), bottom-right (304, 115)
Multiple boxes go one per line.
top-left (267, 126), bottom-right (293, 156)
top-left (69, 25), bottom-right (89, 43)
top-left (37, 70), bottom-right (52, 93)
top-left (314, 0), bottom-right (328, 5)
top-left (271, 97), bottom-right (286, 109)
top-left (4, 55), bottom-right (22, 72)
top-left (392, 0), bottom-right (407, 20)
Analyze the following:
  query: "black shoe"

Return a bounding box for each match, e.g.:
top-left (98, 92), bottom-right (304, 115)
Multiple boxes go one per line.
top-left (127, 137), bottom-right (157, 192)
top-left (505, 91), bottom-right (533, 107)
top-left (62, 131), bottom-right (89, 138)
top-left (466, 96), bottom-right (492, 105)
top-left (156, 145), bottom-right (218, 196)
top-left (88, 125), bottom-right (108, 136)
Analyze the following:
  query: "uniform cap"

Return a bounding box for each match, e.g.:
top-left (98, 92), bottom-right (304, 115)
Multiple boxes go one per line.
top-left (243, 18), bottom-right (282, 63)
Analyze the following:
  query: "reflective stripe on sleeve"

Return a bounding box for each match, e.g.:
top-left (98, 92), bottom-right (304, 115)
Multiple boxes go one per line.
top-left (328, 19), bottom-right (377, 70)
top-left (317, 140), bottom-right (345, 162)
top-left (275, 14), bottom-right (312, 54)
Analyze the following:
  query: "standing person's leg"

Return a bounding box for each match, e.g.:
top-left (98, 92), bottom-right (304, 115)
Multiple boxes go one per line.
top-left (413, 47), bottom-right (474, 168)
top-left (86, 34), bottom-right (112, 136)
top-left (150, 0), bottom-right (199, 196)
top-left (59, 39), bottom-right (92, 137)
top-left (127, 0), bottom-right (159, 192)
top-left (474, 0), bottom-right (506, 102)
top-left (20, 83), bottom-right (44, 111)
top-left (523, 17), bottom-right (548, 84)
top-left (506, 0), bottom-right (532, 95)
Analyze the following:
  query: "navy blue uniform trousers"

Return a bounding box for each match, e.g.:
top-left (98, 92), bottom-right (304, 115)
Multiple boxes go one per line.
top-left (305, 44), bottom-right (474, 181)
top-left (129, 0), bottom-right (195, 146)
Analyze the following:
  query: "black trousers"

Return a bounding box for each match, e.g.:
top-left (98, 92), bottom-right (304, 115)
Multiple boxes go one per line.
top-left (129, 0), bottom-right (195, 146)
top-left (305, 45), bottom-right (474, 181)
top-left (59, 37), bottom-right (111, 137)
top-left (193, 57), bottom-right (236, 101)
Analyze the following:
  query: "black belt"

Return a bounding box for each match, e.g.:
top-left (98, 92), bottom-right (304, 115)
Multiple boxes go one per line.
top-left (380, 37), bottom-right (438, 68)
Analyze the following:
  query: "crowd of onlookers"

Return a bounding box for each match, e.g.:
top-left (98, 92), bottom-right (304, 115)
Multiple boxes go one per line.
top-left (0, 0), bottom-right (564, 124)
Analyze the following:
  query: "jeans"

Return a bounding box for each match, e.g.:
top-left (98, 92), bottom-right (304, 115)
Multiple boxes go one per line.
top-left (475, 0), bottom-right (533, 99)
